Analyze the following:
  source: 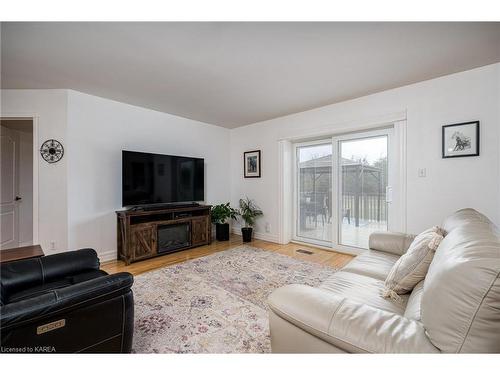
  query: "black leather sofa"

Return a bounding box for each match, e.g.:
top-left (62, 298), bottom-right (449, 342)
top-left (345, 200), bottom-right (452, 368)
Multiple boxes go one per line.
top-left (0, 248), bottom-right (134, 353)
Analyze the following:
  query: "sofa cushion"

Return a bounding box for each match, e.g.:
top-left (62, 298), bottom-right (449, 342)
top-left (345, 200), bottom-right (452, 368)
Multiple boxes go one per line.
top-left (421, 209), bottom-right (500, 353)
top-left (268, 284), bottom-right (439, 353)
top-left (382, 227), bottom-right (443, 298)
top-left (342, 250), bottom-right (399, 281)
top-left (320, 271), bottom-right (408, 315)
top-left (404, 279), bottom-right (424, 321)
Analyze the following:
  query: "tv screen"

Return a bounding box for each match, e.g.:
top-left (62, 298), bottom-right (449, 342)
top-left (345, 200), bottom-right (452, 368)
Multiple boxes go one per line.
top-left (122, 151), bottom-right (204, 207)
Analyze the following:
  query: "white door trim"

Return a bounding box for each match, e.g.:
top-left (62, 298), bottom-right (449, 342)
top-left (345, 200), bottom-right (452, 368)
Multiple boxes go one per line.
top-left (278, 111), bottom-right (407, 142)
top-left (281, 119), bottom-right (407, 256)
top-left (394, 120), bottom-right (408, 233)
top-left (277, 140), bottom-right (293, 244)
top-left (0, 130), bottom-right (19, 249)
top-left (0, 114), bottom-right (39, 246)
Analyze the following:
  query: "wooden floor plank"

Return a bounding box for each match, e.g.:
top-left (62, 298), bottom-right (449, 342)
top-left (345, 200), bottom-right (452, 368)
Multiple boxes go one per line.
top-left (101, 234), bottom-right (354, 276)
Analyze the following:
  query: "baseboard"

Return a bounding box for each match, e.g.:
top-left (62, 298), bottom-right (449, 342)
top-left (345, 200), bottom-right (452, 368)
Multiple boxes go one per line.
top-left (98, 249), bottom-right (117, 263)
top-left (231, 227), bottom-right (279, 243)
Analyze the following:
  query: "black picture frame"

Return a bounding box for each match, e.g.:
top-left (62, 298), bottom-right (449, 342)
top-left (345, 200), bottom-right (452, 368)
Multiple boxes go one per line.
top-left (244, 150), bottom-right (261, 178)
top-left (442, 121), bottom-right (480, 159)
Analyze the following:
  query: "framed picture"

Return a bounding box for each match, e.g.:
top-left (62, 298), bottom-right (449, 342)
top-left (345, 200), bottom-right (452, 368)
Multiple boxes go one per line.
top-left (442, 121), bottom-right (480, 158)
top-left (244, 150), bottom-right (261, 178)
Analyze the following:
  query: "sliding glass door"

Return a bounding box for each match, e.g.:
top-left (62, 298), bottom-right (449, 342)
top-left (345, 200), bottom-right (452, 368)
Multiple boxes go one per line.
top-left (294, 128), bottom-right (395, 250)
top-left (295, 142), bottom-right (333, 246)
top-left (337, 132), bottom-right (389, 249)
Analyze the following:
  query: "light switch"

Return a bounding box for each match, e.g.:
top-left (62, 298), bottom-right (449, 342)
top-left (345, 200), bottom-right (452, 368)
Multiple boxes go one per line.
top-left (418, 168), bottom-right (426, 177)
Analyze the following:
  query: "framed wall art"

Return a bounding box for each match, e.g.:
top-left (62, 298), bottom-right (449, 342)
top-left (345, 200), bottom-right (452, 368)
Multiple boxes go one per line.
top-left (244, 150), bottom-right (261, 178)
top-left (442, 121), bottom-right (479, 158)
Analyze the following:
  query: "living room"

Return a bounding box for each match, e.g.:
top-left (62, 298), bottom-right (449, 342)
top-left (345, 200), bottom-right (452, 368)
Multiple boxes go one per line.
top-left (1, 1), bottom-right (500, 373)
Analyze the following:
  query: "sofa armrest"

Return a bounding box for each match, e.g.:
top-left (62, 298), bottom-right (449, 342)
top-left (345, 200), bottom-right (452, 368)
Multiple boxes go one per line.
top-left (368, 231), bottom-right (415, 256)
top-left (1, 272), bottom-right (133, 329)
top-left (268, 284), bottom-right (439, 353)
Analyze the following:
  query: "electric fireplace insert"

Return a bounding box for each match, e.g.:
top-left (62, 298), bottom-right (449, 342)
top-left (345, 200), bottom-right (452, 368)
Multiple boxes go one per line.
top-left (157, 223), bottom-right (191, 254)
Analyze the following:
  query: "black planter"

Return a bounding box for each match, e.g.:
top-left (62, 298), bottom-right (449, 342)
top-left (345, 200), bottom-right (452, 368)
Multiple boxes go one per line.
top-left (215, 223), bottom-right (230, 241)
top-left (241, 227), bottom-right (253, 242)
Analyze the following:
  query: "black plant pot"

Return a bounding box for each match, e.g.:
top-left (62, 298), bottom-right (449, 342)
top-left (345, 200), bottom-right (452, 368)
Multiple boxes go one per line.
top-left (241, 227), bottom-right (253, 242)
top-left (216, 223), bottom-right (230, 241)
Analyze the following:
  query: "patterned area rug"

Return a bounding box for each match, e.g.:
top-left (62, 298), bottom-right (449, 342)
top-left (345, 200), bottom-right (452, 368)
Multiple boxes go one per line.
top-left (132, 245), bottom-right (337, 353)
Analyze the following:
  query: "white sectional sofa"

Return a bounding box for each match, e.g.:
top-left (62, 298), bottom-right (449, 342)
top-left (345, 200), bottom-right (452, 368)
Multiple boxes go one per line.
top-left (268, 209), bottom-right (500, 353)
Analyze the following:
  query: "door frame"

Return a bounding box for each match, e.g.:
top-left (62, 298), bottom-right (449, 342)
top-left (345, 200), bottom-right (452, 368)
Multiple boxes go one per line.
top-left (289, 120), bottom-right (407, 256)
top-left (0, 114), bottom-right (39, 247)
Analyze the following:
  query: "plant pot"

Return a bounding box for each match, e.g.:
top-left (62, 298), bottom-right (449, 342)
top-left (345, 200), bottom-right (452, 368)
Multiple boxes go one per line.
top-left (215, 223), bottom-right (230, 241)
top-left (241, 227), bottom-right (253, 242)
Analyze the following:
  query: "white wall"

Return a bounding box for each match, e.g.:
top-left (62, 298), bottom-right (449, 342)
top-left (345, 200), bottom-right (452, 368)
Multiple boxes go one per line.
top-left (1, 90), bottom-right (68, 254)
top-left (67, 91), bottom-right (231, 260)
top-left (2, 63), bottom-right (499, 259)
top-left (230, 63), bottom-right (500, 240)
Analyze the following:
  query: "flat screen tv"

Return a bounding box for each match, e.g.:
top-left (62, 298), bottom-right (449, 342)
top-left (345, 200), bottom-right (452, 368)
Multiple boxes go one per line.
top-left (122, 150), bottom-right (204, 207)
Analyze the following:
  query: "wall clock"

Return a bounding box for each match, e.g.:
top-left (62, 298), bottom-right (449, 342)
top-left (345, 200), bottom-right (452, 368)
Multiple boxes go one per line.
top-left (40, 139), bottom-right (64, 163)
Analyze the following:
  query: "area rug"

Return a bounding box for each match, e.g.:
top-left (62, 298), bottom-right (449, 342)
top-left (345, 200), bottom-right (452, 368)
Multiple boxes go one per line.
top-left (132, 245), bottom-right (337, 353)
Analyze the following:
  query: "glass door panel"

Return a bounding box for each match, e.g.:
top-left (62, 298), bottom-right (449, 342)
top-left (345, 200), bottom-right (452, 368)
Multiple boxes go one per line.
top-left (338, 135), bottom-right (388, 248)
top-left (296, 143), bottom-right (333, 244)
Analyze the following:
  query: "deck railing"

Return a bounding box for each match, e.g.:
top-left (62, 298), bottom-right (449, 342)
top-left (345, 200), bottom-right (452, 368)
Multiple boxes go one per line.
top-left (342, 194), bottom-right (387, 223)
top-left (299, 192), bottom-right (387, 225)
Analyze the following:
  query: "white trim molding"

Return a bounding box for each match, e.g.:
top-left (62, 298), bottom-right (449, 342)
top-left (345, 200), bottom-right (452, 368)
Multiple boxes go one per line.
top-left (231, 226), bottom-right (279, 243)
top-left (278, 111), bottom-right (407, 142)
top-left (277, 111), bottom-right (408, 254)
top-left (277, 139), bottom-right (293, 244)
top-left (99, 249), bottom-right (118, 263)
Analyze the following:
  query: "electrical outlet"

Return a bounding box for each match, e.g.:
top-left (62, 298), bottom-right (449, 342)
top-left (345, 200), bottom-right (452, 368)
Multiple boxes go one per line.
top-left (50, 241), bottom-right (56, 251)
top-left (265, 222), bottom-right (271, 233)
top-left (418, 168), bottom-right (426, 177)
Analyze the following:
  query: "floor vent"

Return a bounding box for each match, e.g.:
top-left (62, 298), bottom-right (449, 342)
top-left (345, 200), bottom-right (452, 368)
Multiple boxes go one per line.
top-left (296, 249), bottom-right (314, 255)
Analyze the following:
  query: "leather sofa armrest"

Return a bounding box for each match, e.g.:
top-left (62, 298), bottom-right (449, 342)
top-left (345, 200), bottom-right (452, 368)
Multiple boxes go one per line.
top-left (0, 272), bottom-right (133, 329)
top-left (368, 231), bottom-right (415, 256)
top-left (268, 284), bottom-right (439, 353)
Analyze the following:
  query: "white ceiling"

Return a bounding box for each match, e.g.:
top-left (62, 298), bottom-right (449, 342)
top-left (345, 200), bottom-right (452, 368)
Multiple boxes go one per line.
top-left (2, 22), bottom-right (500, 128)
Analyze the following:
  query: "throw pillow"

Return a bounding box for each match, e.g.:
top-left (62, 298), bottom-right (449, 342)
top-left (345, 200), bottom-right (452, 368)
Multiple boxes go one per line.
top-left (382, 226), bottom-right (445, 301)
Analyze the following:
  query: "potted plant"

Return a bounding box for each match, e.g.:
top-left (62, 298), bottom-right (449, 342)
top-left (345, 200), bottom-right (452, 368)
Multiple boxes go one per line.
top-left (238, 197), bottom-right (263, 242)
top-left (210, 203), bottom-right (238, 241)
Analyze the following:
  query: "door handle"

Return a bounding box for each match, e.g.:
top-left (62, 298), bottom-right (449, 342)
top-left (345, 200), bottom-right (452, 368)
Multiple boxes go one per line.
top-left (15, 196), bottom-right (22, 201)
top-left (385, 187), bottom-right (393, 203)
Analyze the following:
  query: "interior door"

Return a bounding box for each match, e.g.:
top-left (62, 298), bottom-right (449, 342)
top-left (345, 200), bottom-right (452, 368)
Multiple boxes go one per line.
top-left (1, 126), bottom-right (20, 250)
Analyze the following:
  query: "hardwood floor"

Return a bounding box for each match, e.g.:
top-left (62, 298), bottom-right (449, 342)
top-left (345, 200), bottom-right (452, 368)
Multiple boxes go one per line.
top-left (101, 234), bottom-right (354, 276)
